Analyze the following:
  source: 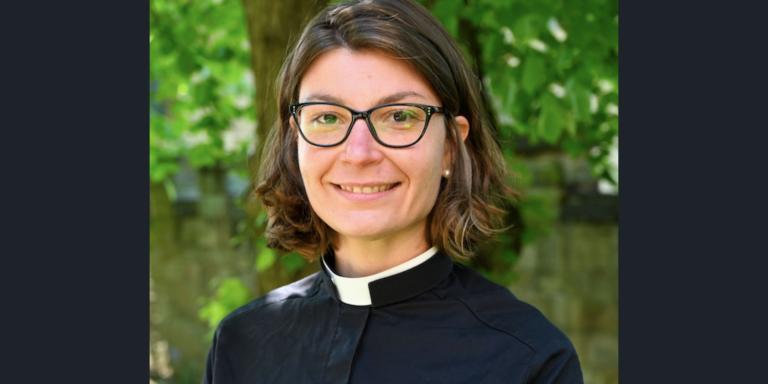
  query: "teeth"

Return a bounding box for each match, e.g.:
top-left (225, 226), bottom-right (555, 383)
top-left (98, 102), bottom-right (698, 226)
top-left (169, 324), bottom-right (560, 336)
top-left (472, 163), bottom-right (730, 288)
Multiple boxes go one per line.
top-left (339, 183), bottom-right (396, 194)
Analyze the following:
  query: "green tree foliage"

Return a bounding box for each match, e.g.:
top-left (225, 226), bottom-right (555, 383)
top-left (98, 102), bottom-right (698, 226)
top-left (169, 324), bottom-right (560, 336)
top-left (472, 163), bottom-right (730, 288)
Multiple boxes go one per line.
top-left (423, 0), bottom-right (619, 185)
top-left (198, 277), bottom-right (250, 337)
top-left (150, 0), bottom-right (254, 183)
top-left (417, 0), bottom-right (618, 284)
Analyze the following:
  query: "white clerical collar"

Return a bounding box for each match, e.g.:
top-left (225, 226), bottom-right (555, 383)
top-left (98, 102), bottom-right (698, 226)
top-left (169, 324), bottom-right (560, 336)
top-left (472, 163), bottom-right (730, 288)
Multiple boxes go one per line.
top-left (322, 246), bottom-right (439, 306)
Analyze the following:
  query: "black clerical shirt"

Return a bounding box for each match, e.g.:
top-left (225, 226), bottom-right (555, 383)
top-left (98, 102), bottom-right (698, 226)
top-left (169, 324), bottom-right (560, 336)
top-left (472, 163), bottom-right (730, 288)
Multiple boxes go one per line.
top-left (203, 249), bottom-right (583, 383)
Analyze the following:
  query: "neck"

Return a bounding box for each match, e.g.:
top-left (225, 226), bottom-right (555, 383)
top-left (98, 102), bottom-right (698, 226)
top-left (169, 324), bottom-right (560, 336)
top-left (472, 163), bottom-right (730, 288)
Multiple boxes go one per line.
top-left (333, 226), bottom-right (430, 277)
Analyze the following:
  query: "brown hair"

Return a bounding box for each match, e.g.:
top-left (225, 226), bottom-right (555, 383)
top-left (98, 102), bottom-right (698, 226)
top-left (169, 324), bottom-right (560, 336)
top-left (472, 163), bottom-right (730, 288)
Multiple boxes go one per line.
top-left (255, 0), bottom-right (516, 261)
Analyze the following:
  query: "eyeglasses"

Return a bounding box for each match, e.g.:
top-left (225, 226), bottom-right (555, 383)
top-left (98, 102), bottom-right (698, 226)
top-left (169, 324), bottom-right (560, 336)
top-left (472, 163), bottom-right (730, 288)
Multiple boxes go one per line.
top-left (289, 102), bottom-right (445, 148)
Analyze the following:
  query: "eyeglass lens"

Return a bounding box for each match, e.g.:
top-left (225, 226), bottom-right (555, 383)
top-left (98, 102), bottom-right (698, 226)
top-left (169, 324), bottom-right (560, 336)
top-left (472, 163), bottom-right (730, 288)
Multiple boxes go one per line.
top-left (296, 104), bottom-right (428, 146)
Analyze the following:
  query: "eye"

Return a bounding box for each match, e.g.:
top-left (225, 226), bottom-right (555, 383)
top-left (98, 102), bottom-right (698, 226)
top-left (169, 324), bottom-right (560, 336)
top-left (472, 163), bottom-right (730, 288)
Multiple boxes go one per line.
top-left (314, 113), bottom-right (339, 124)
top-left (391, 110), bottom-right (417, 122)
top-left (371, 105), bottom-right (427, 131)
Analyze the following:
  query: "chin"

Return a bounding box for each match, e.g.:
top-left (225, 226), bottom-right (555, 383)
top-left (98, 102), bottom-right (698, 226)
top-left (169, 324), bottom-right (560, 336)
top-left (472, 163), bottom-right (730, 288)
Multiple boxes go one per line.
top-left (329, 221), bottom-right (393, 240)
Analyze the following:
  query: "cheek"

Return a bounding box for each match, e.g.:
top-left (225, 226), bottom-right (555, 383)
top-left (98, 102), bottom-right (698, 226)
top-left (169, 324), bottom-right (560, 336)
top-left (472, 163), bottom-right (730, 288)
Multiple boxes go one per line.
top-left (297, 142), bottom-right (320, 202)
top-left (297, 140), bottom-right (320, 182)
top-left (297, 142), bottom-right (335, 208)
top-left (407, 138), bottom-right (446, 202)
top-left (297, 140), bottom-right (309, 176)
top-left (423, 129), bottom-right (448, 178)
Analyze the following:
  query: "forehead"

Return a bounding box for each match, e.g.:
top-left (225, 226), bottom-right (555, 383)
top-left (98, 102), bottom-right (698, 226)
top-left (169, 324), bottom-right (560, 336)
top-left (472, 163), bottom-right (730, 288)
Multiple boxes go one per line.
top-left (298, 48), bottom-right (439, 109)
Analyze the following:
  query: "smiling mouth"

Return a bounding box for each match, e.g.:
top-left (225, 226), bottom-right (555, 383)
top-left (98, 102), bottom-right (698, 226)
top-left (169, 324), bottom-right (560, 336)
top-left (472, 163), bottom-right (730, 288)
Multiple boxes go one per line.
top-left (333, 182), bottom-right (401, 194)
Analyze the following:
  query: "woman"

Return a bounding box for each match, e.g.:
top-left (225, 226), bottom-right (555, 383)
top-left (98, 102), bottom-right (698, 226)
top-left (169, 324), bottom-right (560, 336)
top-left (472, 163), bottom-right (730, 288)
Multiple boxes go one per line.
top-left (204, 0), bottom-right (583, 383)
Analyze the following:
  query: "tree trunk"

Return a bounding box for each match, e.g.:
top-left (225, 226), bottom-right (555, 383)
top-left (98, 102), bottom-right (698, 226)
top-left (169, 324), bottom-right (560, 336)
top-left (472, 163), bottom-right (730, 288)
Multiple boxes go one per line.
top-left (239, 0), bottom-right (330, 291)
top-left (241, 0), bottom-right (329, 173)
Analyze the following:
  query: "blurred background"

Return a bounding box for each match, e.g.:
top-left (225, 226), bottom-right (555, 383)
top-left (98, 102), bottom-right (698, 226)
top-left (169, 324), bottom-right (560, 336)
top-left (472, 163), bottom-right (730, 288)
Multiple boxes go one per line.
top-left (149, 0), bottom-right (618, 383)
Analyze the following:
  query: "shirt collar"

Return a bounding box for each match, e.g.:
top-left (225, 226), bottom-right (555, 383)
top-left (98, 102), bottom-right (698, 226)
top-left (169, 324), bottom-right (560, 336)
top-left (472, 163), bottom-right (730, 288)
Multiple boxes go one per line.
top-left (320, 246), bottom-right (453, 307)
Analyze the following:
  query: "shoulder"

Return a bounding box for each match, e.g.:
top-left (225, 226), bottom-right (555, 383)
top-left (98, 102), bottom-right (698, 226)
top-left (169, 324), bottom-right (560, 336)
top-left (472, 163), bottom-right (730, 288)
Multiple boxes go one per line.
top-left (204, 272), bottom-right (328, 381)
top-left (217, 271), bottom-right (322, 333)
top-left (450, 263), bottom-right (582, 381)
top-left (451, 263), bottom-right (571, 349)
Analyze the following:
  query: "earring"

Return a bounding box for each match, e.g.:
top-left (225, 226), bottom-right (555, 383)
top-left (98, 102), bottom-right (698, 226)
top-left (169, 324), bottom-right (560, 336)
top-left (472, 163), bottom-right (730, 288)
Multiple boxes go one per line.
top-left (442, 169), bottom-right (451, 178)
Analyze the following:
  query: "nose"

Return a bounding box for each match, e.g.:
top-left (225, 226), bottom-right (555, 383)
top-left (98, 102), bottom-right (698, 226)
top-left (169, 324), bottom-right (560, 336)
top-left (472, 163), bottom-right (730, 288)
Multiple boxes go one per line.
top-left (341, 117), bottom-right (384, 165)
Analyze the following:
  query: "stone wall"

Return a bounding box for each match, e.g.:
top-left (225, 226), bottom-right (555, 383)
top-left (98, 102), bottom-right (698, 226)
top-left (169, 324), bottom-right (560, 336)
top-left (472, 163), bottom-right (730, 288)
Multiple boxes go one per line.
top-left (510, 222), bottom-right (618, 384)
top-left (150, 167), bottom-right (255, 383)
top-left (509, 155), bottom-right (619, 384)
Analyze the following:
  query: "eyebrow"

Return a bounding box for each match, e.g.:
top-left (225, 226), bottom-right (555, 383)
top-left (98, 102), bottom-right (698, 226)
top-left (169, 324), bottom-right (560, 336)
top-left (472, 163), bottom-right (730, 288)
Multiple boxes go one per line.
top-left (301, 91), bottom-right (428, 106)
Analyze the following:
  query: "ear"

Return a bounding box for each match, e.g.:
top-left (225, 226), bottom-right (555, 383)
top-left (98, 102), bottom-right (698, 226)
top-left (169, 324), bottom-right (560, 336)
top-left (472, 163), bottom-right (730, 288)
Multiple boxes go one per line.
top-left (454, 115), bottom-right (470, 142)
top-left (442, 115), bottom-right (470, 171)
top-left (288, 117), bottom-right (300, 140)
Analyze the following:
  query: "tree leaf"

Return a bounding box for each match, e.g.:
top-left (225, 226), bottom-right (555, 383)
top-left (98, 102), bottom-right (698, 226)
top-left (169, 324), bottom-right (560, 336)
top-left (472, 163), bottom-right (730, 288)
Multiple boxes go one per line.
top-left (280, 252), bottom-right (307, 274)
top-left (538, 94), bottom-right (564, 144)
top-left (255, 247), bottom-right (276, 272)
top-left (521, 56), bottom-right (546, 94)
top-left (431, 0), bottom-right (462, 37)
top-left (566, 78), bottom-right (592, 124)
top-left (198, 277), bottom-right (250, 329)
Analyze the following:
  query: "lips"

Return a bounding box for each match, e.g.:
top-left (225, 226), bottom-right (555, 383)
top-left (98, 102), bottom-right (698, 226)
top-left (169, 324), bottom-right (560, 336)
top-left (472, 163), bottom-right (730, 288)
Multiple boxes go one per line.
top-left (332, 182), bottom-right (401, 194)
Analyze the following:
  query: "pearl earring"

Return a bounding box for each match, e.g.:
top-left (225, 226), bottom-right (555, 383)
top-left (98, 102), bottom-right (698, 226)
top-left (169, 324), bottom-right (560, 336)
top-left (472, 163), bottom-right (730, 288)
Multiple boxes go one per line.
top-left (443, 169), bottom-right (451, 178)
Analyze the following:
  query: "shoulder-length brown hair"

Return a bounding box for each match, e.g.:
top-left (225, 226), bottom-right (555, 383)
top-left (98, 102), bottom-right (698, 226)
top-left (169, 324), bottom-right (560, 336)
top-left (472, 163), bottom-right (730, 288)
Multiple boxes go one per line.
top-left (255, 0), bottom-right (515, 261)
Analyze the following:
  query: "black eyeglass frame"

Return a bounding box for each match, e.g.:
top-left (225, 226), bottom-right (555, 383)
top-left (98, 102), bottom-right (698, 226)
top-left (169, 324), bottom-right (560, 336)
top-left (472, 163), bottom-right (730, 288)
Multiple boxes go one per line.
top-left (289, 102), bottom-right (446, 148)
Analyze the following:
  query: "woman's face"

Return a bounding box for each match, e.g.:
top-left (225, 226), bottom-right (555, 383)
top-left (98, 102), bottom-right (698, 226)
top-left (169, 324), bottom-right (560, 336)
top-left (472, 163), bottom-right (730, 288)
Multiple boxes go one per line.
top-left (296, 48), bottom-right (451, 247)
